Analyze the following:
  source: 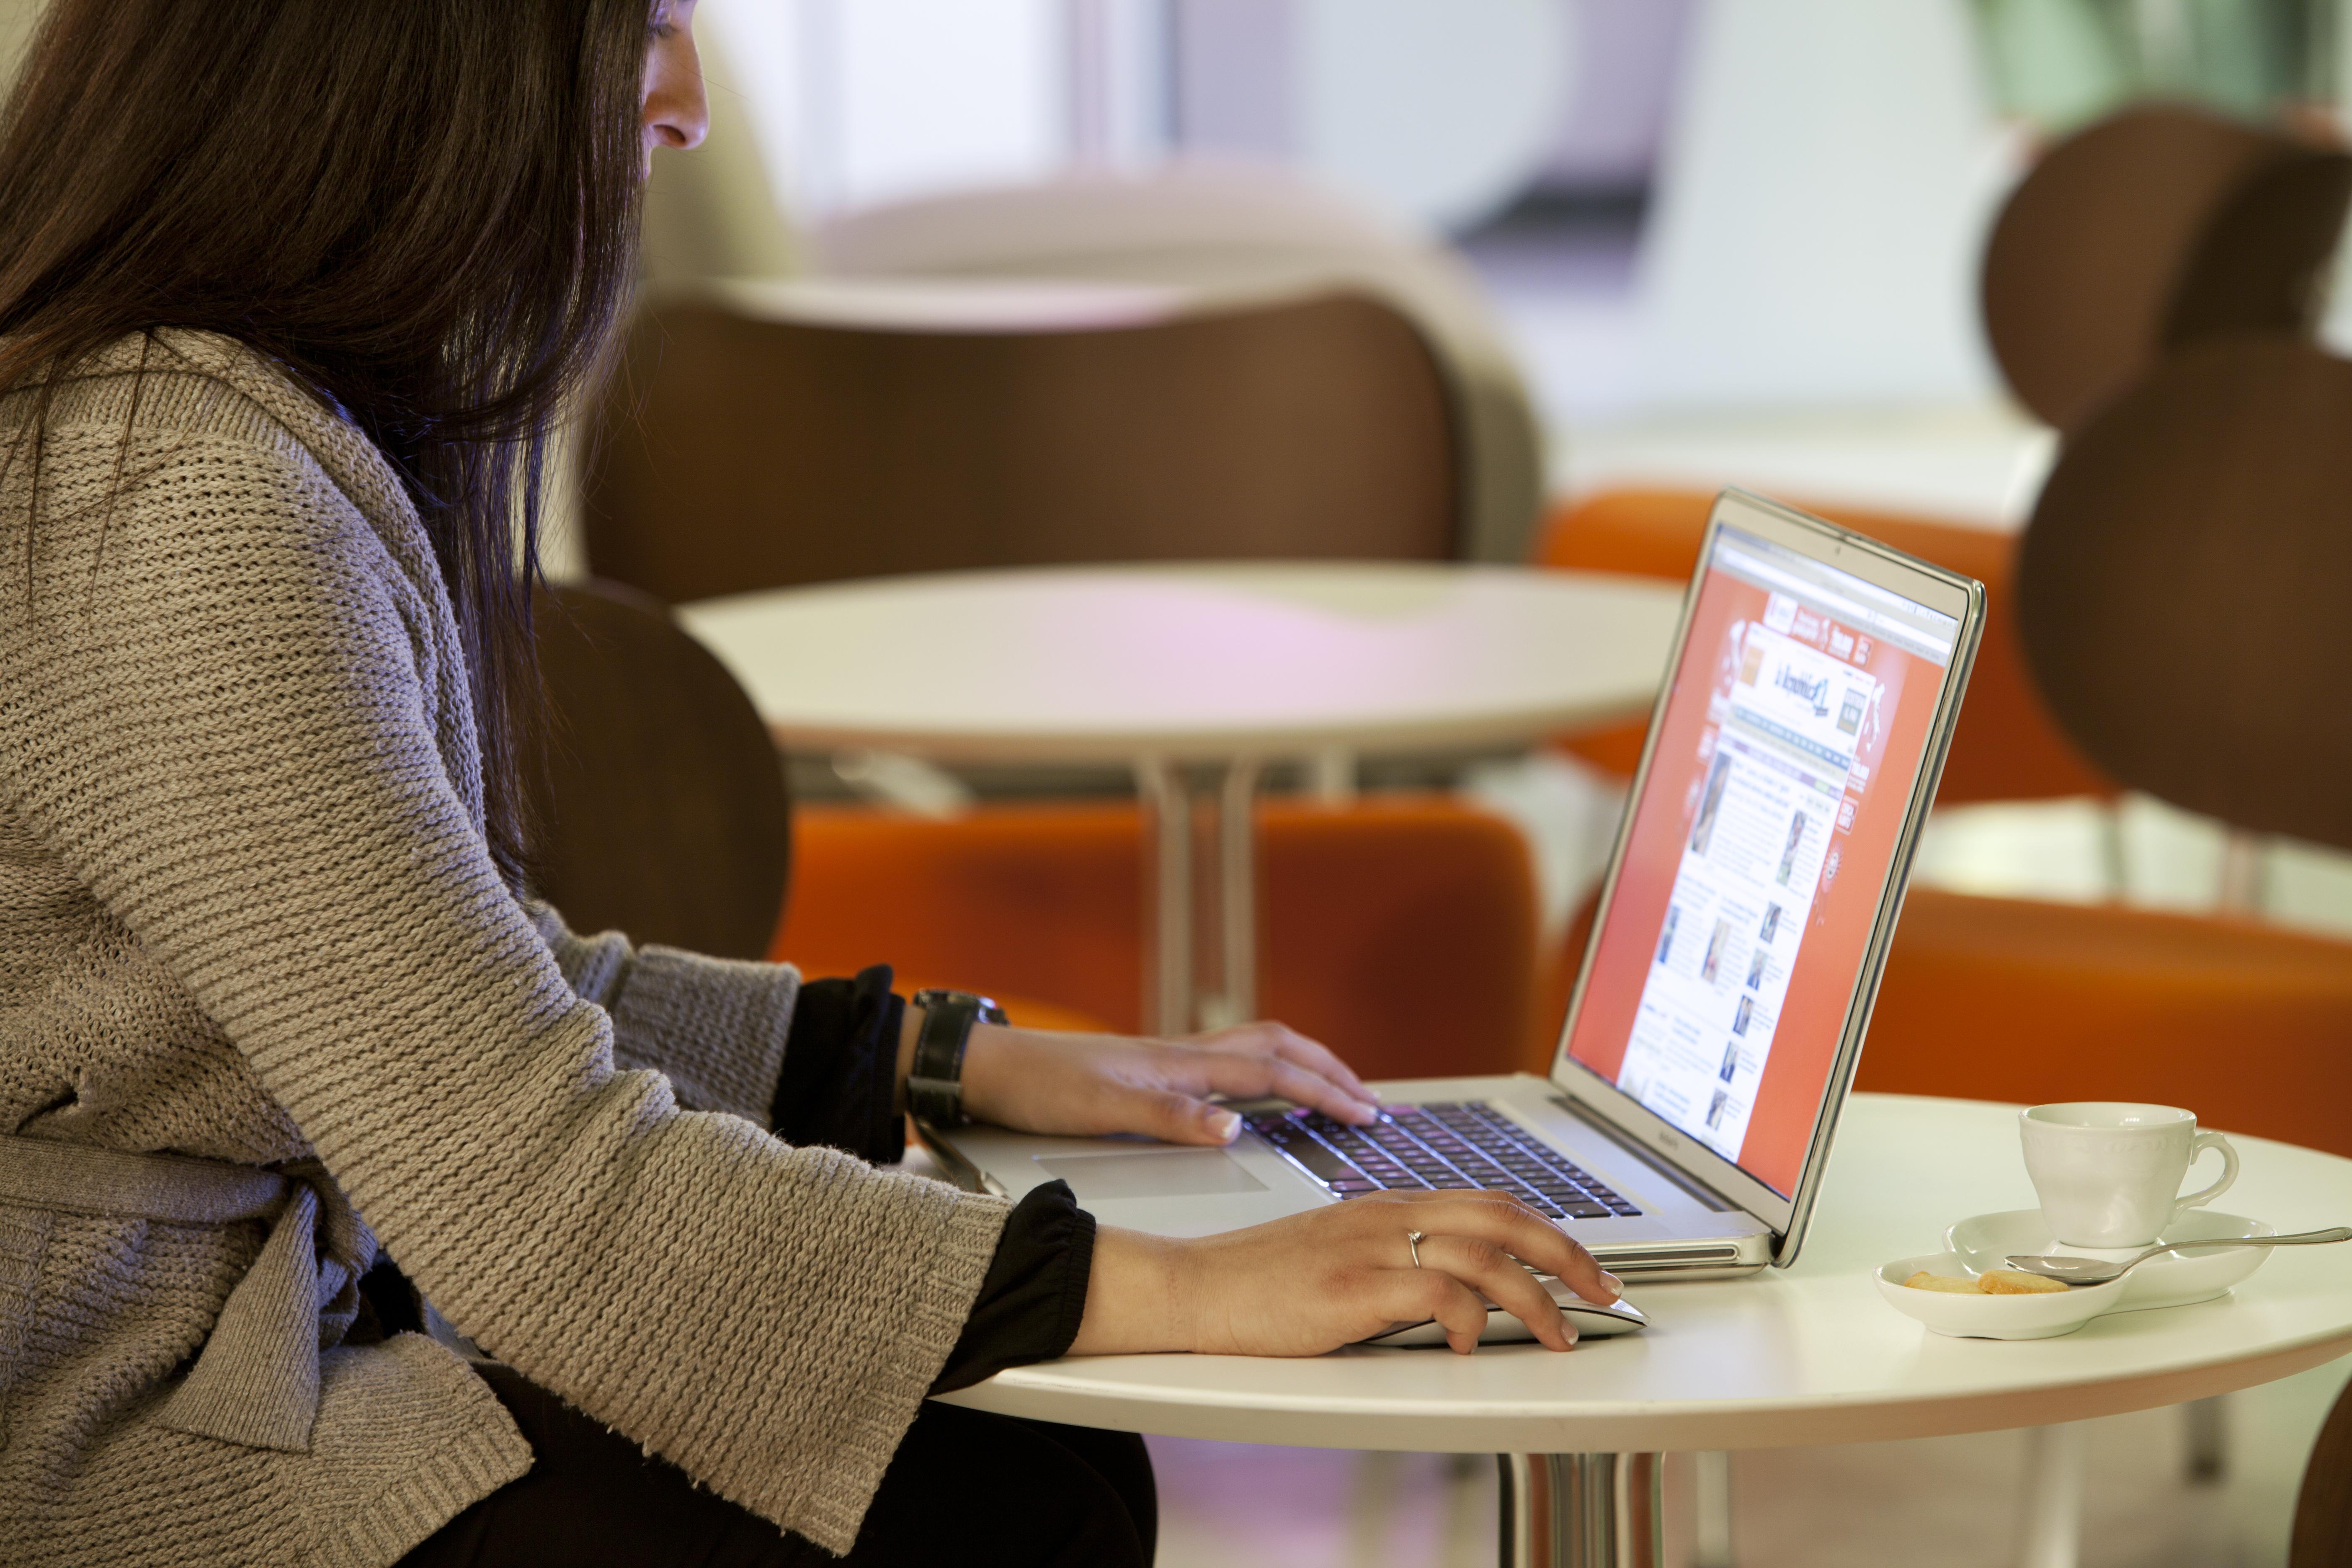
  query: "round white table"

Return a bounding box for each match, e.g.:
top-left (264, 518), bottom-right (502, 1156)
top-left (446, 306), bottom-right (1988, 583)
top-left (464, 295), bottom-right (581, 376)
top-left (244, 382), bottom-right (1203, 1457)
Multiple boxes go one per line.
top-left (934, 1093), bottom-right (2352, 1566)
top-left (678, 562), bottom-right (1684, 1034)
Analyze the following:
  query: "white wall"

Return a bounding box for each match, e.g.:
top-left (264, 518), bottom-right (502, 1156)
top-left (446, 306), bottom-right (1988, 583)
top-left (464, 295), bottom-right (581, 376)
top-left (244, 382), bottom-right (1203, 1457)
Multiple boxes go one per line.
top-left (1537, 0), bottom-right (1694, 193)
top-left (726, 0), bottom-right (1582, 235)
top-left (1633, 0), bottom-right (2018, 408)
top-left (714, 0), bottom-right (1070, 220)
top-left (1294, 0), bottom-right (1571, 232)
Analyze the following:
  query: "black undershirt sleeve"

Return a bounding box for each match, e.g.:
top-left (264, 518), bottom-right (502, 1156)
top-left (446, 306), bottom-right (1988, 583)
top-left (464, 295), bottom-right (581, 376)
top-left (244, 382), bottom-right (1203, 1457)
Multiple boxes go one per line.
top-left (931, 1180), bottom-right (1096, 1393)
top-left (769, 965), bottom-right (906, 1164)
top-left (767, 970), bottom-right (1099, 1390)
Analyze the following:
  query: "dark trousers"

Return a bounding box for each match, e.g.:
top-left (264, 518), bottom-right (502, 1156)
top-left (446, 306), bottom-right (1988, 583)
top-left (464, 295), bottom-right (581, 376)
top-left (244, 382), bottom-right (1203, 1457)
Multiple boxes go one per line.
top-left (398, 1364), bottom-right (1155, 1568)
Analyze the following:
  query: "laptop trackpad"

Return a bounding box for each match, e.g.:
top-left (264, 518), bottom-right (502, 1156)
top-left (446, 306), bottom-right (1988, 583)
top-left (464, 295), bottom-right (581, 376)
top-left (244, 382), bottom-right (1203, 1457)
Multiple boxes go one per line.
top-left (1035, 1150), bottom-right (1268, 1200)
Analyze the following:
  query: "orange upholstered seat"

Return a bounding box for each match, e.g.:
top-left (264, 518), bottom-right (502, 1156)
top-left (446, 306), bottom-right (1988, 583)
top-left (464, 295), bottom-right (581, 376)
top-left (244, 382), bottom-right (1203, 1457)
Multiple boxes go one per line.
top-left (1528, 887), bottom-right (2352, 1158)
top-left (1857, 889), bottom-right (2352, 1158)
top-left (776, 795), bottom-right (1539, 1082)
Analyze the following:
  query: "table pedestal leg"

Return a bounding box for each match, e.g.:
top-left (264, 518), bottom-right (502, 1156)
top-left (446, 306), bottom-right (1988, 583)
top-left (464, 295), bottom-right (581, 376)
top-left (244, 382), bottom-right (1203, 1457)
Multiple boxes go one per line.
top-left (1210, 758), bottom-right (1263, 1029)
top-left (1135, 757), bottom-right (1263, 1035)
top-left (1137, 759), bottom-right (1193, 1037)
top-left (1497, 1452), bottom-right (1664, 1568)
top-left (2016, 1422), bottom-right (2084, 1568)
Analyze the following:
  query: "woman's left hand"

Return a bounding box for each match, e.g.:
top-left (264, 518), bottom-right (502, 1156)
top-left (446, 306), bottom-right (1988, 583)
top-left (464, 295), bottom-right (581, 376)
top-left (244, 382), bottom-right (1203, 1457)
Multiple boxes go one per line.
top-left (949, 1020), bottom-right (1382, 1144)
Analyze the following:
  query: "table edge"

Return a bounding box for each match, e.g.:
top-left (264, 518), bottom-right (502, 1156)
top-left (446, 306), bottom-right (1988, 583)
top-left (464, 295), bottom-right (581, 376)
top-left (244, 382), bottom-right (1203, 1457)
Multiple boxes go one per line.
top-left (761, 694), bottom-right (1658, 766)
top-left (934, 1328), bottom-right (2352, 1455)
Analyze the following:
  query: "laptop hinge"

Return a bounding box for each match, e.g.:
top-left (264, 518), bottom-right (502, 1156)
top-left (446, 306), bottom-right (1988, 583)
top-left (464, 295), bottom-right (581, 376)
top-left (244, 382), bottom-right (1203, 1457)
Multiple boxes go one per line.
top-left (912, 1122), bottom-right (1010, 1198)
top-left (1550, 1093), bottom-right (1743, 1213)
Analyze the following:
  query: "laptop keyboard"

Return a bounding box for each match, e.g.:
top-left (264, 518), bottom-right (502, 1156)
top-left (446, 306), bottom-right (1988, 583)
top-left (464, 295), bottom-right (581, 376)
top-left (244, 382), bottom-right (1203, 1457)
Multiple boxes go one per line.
top-left (1240, 1101), bottom-right (1642, 1221)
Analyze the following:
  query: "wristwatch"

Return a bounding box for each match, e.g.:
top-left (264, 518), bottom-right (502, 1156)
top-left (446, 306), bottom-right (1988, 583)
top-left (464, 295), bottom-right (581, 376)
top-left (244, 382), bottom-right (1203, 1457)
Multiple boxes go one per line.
top-left (906, 988), bottom-right (1008, 1127)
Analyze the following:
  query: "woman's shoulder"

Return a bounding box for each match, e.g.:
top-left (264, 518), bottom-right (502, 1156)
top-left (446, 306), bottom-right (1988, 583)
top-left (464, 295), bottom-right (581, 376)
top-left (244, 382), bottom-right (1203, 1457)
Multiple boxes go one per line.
top-left (14, 328), bottom-right (418, 534)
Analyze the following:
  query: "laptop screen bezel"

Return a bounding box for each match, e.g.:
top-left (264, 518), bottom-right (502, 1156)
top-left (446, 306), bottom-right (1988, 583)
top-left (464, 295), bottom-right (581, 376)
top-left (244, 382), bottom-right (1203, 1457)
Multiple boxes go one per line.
top-left (1546, 489), bottom-right (1985, 1264)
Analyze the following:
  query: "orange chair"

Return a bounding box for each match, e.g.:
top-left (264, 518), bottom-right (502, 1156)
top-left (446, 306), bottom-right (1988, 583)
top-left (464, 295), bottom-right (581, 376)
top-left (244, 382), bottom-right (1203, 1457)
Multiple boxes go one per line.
top-left (1532, 487), bottom-right (2112, 804)
top-left (777, 795), bottom-right (1539, 1081)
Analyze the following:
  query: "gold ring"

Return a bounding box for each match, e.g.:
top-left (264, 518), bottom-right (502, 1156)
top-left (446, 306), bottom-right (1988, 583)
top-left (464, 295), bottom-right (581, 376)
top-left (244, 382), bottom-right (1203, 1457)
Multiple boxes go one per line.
top-left (1406, 1230), bottom-right (1426, 1268)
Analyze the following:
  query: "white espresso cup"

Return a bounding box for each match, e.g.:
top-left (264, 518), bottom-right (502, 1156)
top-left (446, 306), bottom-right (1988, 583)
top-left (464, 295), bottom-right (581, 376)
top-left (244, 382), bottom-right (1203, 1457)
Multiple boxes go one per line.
top-left (2019, 1103), bottom-right (2239, 1248)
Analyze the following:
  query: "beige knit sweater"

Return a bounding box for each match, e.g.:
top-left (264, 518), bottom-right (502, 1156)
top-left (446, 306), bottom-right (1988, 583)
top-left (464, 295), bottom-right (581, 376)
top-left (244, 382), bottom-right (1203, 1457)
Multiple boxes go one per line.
top-left (0, 331), bottom-right (1011, 1566)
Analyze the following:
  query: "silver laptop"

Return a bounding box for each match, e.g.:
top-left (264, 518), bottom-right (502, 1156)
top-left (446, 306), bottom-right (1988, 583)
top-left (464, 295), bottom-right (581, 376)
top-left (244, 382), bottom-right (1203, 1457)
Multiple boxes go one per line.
top-left (925, 490), bottom-right (1984, 1295)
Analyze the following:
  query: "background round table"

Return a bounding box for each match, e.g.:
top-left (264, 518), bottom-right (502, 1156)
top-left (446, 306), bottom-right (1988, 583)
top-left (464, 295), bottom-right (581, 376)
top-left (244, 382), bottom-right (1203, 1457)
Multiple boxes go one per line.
top-left (679, 562), bottom-right (1684, 1033)
top-left (933, 1093), bottom-right (2352, 1565)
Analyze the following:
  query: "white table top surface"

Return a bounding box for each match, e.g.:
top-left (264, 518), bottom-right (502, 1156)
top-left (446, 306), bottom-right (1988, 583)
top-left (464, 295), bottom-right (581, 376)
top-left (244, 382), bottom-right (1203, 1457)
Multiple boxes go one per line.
top-left (675, 563), bottom-right (1685, 764)
top-left (935, 1093), bottom-right (2352, 1454)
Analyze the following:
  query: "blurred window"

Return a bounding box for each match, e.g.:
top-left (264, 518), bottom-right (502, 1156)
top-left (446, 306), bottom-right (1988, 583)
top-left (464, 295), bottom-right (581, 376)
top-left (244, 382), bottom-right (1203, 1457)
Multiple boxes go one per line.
top-left (719, 0), bottom-right (1681, 236)
top-left (1968, 0), bottom-right (2337, 133)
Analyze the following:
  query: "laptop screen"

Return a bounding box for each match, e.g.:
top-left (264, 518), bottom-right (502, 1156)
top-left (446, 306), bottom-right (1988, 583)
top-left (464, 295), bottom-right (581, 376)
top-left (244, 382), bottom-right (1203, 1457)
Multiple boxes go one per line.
top-left (1562, 523), bottom-right (1960, 1198)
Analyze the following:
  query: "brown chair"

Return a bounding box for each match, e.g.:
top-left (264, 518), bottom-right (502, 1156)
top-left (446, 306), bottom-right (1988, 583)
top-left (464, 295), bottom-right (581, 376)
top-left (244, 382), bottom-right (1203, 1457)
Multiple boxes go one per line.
top-left (525, 578), bottom-right (791, 960)
top-left (2018, 334), bottom-right (2352, 853)
top-left (1982, 103), bottom-right (2352, 433)
top-left (2295, 1378), bottom-right (2352, 1564)
top-left (579, 289), bottom-right (1460, 605)
top-left (1871, 336), bottom-right (2352, 1181)
top-left (1838, 328), bottom-right (2352, 1521)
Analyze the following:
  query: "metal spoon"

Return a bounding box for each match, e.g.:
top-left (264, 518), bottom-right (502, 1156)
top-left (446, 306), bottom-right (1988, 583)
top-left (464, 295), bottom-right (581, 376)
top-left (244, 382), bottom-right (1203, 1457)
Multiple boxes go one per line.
top-left (2004, 1226), bottom-right (2352, 1286)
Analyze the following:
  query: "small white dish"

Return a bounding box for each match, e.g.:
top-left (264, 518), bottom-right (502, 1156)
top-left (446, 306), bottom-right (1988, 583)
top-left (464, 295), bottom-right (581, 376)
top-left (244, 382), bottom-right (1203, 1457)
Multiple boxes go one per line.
top-left (1874, 1252), bottom-right (2128, 1340)
top-left (1945, 1210), bottom-right (2274, 1313)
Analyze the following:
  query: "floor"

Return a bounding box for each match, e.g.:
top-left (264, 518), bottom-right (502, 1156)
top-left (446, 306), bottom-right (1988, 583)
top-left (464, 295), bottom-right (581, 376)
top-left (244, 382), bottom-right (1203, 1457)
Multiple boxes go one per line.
top-left (1141, 196), bottom-right (2352, 1568)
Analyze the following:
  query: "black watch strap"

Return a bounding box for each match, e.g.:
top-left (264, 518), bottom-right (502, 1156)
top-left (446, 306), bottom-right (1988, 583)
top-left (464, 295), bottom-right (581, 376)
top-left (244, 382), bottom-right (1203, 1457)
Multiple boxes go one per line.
top-left (908, 989), bottom-right (1007, 1127)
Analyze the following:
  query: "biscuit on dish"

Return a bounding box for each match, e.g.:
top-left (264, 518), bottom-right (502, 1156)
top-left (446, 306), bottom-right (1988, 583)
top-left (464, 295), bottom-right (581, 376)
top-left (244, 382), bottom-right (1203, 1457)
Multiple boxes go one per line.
top-left (1901, 1271), bottom-right (1981, 1293)
top-left (1977, 1268), bottom-right (2069, 1295)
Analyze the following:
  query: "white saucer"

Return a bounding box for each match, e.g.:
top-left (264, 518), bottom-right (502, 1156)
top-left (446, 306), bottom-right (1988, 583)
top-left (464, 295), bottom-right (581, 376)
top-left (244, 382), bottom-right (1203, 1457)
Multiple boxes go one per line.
top-left (1945, 1210), bottom-right (2275, 1313)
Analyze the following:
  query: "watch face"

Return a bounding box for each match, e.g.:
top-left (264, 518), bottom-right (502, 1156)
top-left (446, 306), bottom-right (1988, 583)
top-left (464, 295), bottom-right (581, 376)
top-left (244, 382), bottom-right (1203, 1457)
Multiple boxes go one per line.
top-left (914, 988), bottom-right (1003, 1022)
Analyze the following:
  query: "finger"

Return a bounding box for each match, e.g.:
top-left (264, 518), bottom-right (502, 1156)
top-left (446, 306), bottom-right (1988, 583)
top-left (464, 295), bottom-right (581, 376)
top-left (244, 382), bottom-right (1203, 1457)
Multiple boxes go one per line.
top-left (1373, 1268), bottom-right (1494, 1355)
top-left (1384, 1190), bottom-right (1623, 1303)
top-left (1196, 1024), bottom-right (1377, 1104)
top-left (1179, 1051), bottom-right (1380, 1125)
top-left (1125, 1088), bottom-right (1242, 1146)
top-left (1413, 1234), bottom-right (1574, 1351)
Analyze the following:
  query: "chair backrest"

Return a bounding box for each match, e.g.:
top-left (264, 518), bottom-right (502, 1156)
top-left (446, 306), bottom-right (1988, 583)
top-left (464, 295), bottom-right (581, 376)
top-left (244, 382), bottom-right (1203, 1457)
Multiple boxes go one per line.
top-left (579, 289), bottom-right (1460, 605)
top-left (812, 163), bottom-right (1547, 565)
top-left (2017, 334), bottom-right (2352, 851)
top-left (2295, 1377), bottom-right (2352, 1565)
top-left (1983, 103), bottom-right (2352, 432)
top-left (526, 578), bottom-right (791, 960)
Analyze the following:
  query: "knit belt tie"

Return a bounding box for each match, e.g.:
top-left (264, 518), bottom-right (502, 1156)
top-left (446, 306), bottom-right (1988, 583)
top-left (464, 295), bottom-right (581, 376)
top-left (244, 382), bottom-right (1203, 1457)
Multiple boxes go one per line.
top-left (0, 1132), bottom-right (361, 1453)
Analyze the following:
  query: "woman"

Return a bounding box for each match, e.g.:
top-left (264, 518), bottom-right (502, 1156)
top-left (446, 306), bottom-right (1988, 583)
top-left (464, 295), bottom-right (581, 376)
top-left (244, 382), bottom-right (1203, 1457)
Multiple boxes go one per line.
top-left (0, 3), bottom-right (1620, 1565)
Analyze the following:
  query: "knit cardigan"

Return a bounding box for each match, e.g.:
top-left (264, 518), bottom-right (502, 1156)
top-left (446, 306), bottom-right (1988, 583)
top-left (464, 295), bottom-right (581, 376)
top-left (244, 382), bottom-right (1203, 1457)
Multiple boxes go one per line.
top-left (0, 332), bottom-right (1011, 1567)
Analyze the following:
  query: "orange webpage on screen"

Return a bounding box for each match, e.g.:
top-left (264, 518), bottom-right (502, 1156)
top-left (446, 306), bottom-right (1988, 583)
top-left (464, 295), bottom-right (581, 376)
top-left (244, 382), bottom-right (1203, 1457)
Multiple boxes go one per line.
top-left (1565, 529), bottom-right (1952, 1197)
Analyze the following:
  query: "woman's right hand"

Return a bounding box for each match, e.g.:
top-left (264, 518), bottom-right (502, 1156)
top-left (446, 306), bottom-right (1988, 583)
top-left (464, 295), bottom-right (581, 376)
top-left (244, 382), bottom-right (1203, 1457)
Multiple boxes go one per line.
top-left (1069, 1190), bottom-right (1624, 1358)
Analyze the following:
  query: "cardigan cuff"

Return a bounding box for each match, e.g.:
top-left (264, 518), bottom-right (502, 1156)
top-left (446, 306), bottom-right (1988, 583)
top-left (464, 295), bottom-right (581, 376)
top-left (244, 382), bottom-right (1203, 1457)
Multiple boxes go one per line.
top-left (604, 947), bottom-right (799, 1125)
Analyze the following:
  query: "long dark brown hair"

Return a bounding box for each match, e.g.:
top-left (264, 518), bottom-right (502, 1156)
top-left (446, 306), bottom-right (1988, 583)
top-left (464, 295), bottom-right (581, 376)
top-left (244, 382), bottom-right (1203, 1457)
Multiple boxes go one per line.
top-left (0, 0), bottom-right (656, 886)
